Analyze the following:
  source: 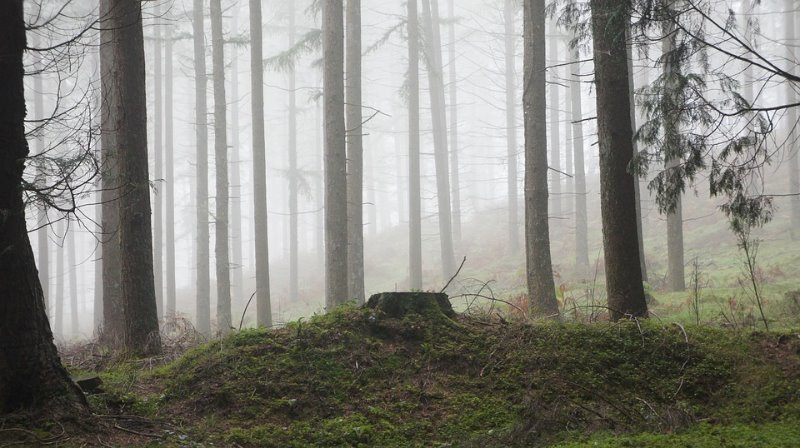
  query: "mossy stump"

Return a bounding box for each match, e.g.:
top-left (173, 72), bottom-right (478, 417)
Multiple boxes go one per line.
top-left (366, 292), bottom-right (455, 320)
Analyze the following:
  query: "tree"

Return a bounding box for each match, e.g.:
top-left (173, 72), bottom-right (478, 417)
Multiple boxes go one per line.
top-left (548, 22), bottom-right (562, 220)
top-left (323, 0), bottom-right (349, 308)
top-left (346, 0), bottom-right (366, 303)
top-left (112, 0), bottom-right (162, 354)
top-left (229, 3), bottom-right (244, 307)
top-left (0, 0), bottom-right (86, 411)
top-left (55, 220), bottom-right (65, 339)
top-left (568, 28), bottom-right (589, 277)
top-left (523, 0), bottom-right (559, 317)
top-left (68, 227), bottom-right (79, 337)
top-left (250, 0), bottom-right (273, 327)
top-left (408, 0), bottom-right (423, 290)
top-left (626, 30), bottom-right (648, 282)
top-left (590, 0), bottom-right (648, 320)
top-left (193, 0), bottom-right (211, 335)
top-left (211, 0), bottom-right (232, 334)
top-left (505, 0), bottom-right (519, 254)
top-left (288, 1), bottom-right (300, 304)
top-left (786, 3), bottom-right (800, 239)
top-left (447, 0), bottom-right (462, 249)
top-left (164, 8), bottom-right (177, 317)
top-left (152, 5), bottom-right (164, 318)
top-left (32, 36), bottom-right (50, 312)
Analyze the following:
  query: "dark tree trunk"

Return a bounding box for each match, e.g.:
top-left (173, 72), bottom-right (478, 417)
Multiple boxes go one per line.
top-left (193, 0), bottom-right (211, 335)
top-left (112, 0), bottom-right (162, 354)
top-left (590, 0), bottom-right (648, 320)
top-left (346, 0), bottom-right (365, 303)
top-left (33, 36), bottom-right (49, 311)
top-left (408, 0), bottom-right (423, 290)
top-left (100, 0), bottom-right (124, 345)
top-left (523, 0), bottom-right (559, 317)
top-left (323, 0), bottom-right (349, 308)
top-left (0, 0), bottom-right (86, 411)
top-left (249, 0), bottom-right (273, 326)
top-left (504, 0), bottom-right (519, 254)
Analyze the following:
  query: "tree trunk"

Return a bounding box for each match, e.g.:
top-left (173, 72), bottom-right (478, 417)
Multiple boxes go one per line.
top-left (563, 37), bottom-right (573, 220)
top-left (152, 6), bottom-right (164, 319)
top-left (94, 187), bottom-right (103, 334)
top-left (164, 10), bottom-right (177, 317)
top-left (100, 0), bottom-right (124, 345)
top-left (211, 0), bottom-right (232, 335)
top-left (249, 0), bottom-right (273, 327)
top-left (68, 228), bottom-right (79, 337)
top-left (408, 0), bottom-right (423, 290)
top-left (523, 0), bottom-right (559, 317)
top-left (504, 0), bottom-right (519, 254)
top-left (288, 1), bottom-right (299, 304)
top-left (55, 220), bottom-right (64, 340)
top-left (548, 25), bottom-right (562, 220)
top-left (33, 36), bottom-right (49, 311)
top-left (569, 30), bottom-right (589, 277)
top-left (230, 3), bottom-right (244, 306)
top-left (194, 0), bottom-right (211, 335)
top-left (346, 0), bottom-right (365, 303)
top-left (590, 0), bottom-right (648, 320)
top-left (0, 2), bottom-right (86, 412)
top-left (421, 0), bottom-right (456, 281)
top-left (113, 0), bottom-right (162, 354)
top-left (786, 3), bottom-right (800, 239)
top-left (323, 0), bottom-right (349, 308)
top-left (447, 0), bottom-right (462, 250)
top-left (626, 30), bottom-right (648, 282)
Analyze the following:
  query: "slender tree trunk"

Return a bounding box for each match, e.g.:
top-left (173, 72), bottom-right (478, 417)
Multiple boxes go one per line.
top-left (0, 1), bottom-right (86, 411)
top-left (100, 0), bottom-right (124, 345)
top-left (505, 0), bottom-right (519, 254)
top-left (569, 30), bottom-right (589, 276)
top-left (523, 0), bottom-right (558, 317)
top-left (590, 0), bottom-right (647, 320)
top-left (55, 220), bottom-right (65, 340)
top-left (346, 0), bottom-right (365, 303)
top-left (786, 3), bottom-right (800, 239)
top-left (408, 0), bottom-right (423, 290)
top-left (323, 0), bottom-right (349, 308)
top-left (152, 7), bottom-right (164, 319)
top-left (94, 187), bottom-right (103, 333)
top-left (447, 0), bottom-right (462, 249)
top-left (194, 0), bottom-right (211, 335)
top-left (563, 38), bottom-right (574, 220)
top-left (250, 0), bottom-right (273, 326)
top-left (165, 11), bottom-right (177, 317)
top-left (33, 37), bottom-right (49, 311)
top-left (421, 0), bottom-right (456, 280)
top-left (113, 0), bottom-right (162, 354)
top-left (626, 30), bottom-right (648, 282)
top-left (68, 228), bottom-right (79, 338)
top-left (230, 3), bottom-right (244, 306)
top-left (315, 96), bottom-right (325, 270)
top-left (548, 25), bottom-right (562, 220)
top-left (211, 0), bottom-right (231, 334)
top-left (288, 1), bottom-right (299, 304)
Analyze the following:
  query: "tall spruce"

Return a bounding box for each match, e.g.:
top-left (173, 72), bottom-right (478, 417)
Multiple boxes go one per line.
top-left (408, 0), bottom-right (423, 289)
top-left (346, 0), bottom-right (365, 303)
top-left (505, 0), bottom-right (519, 254)
top-left (568, 29), bottom-right (589, 277)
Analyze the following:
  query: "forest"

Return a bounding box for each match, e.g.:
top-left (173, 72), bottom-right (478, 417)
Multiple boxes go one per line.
top-left (0, 0), bottom-right (799, 446)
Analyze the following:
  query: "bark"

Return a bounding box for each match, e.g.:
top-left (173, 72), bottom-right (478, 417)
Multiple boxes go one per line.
top-left (33, 38), bottom-right (49, 310)
top-left (590, 0), bottom-right (648, 320)
top-left (323, 0), bottom-right (349, 308)
top-left (523, 0), bottom-right (559, 317)
top-left (569, 30), bottom-right (589, 276)
top-left (193, 0), bottom-right (211, 335)
top-left (315, 97), bottom-right (324, 270)
top-left (113, 0), bottom-right (162, 354)
top-left (505, 0), bottom-right (519, 254)
top-left (68, 228), bottom-right (79, 337)
top-left (230, 3), bottom-right (244, 306)
top-left (288, 3), bottom-right (299, 304)
top-left (447, 0), bottom-right (462, 249)
top-left (346, 0), bottom-right (365, 303)
top-left (100, 0), bottom-right (124, 345)
top-left (563, 37), bottom-right (573, 220)
top-left (0, 0), bottom-right (86, 412)
top-left (152, 7), bottom-right (164, 319)
top-left (165, 12), bottom-right (177, 316)
top-left (787, 4), bottom-right (800, 239)
top-left (94, 188), bottom-right (103, 333)
top-left (55, 220), bottom-right (64, 340)
top-left (548, 25), bottom-right (562, 220)
top-left (408, 0), bottom-right (423, 290)
top-left (249, 0), bottom-right (273, 326)
top-left (626, 30), bottom-right (648, 282)
top-left (211, 0), bottom-right (232, 334)
top-left (421, 0), bottom-right (456, 280)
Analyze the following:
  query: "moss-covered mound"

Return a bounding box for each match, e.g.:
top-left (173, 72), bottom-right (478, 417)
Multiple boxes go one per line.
top-left (139, 303), bottom-right (800, 447)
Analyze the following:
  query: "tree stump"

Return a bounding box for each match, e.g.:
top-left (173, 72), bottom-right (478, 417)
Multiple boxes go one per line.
top-left (366, 292), bottom-right (455, 319)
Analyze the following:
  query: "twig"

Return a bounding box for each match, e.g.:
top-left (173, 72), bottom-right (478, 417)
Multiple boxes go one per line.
top-left (112, 424), bottom-right (163, 439)
top-left (440, 256), bottom-right (467, 293)
top-left (239, 291), bottom-right (258, 331)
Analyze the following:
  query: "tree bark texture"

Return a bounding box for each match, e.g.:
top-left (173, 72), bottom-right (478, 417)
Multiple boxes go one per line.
top-left (230, 2), bottom-right (244, 306)
top-left (505, 0), bottom-right (519, 254)
top-left (569, 30), bottom-right (590, 277)
top-left (590, 0), bottom-right (648, 320)
top-left (548, 25), bottom-right (562, 220)
top-left (408, 0), bottom-right (423, 290)
top-left (523, 0), bottom-right (559, 317)
top-left (152, 7), bottom-right (164, 319)
top-left (626, 30), bottom-right (648, 282)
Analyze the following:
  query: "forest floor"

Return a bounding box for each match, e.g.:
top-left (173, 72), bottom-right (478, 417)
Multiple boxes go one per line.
top-left (3, 300), bottom-right (800, 447)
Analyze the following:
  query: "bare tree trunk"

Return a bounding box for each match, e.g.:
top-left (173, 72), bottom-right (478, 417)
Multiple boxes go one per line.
top-left (786, 4), bottom-right (800, 239)
top-left (164, 10), bottom-right (177, 317)
top-left (447, 0), bottom-right (462, 250)
top-left (315, 96), bottom-right (324, 270)
top-left (505, 0), bottom-right (519, 254)
top-left (548, 24), bottom-right (562, 220)
top-left (211, 0), bottom-right (231, 334)
top-left (569, 30), bottom-right (589, 277)
top-left (249, 0), bottom-right (273, 327)
top-left (626, 31), bottom-right (648, 282)
top-left (152, 6), bottom-right (164, 319)
top-left (346, 0), bottom-right (365, 303)
top-left (113, 0), bottom-right (162, 354)
top-left (0, 1), bottom-right (86, 411)
top-left (100, 0), bottom-right (124, 345)
top-left (563, 38), bottom-right (574, 220)
top-left (94, 188), bottom-right (103, 333)
top-left (288, 1), bottom-right (299, 304)
top-left (55, 220), bottom-right (64, 341)
top-left (33, 35), bottom-right (49, 311)
top-left (590, 0), bottom-right (647, 320)
top-left (421, 0), bottom-right (456, 280)
top-left (230, 3), bottom-right (244, 306)
top-left (68, 228), bottom-right (79, 338)
top-left (408, 0), bottom-right (423, 290)
top-left (323, 0), bottom-right (349, 308)
top-left (194, 0), bottom-right (211, 335)
top-left (523, 0), bottom-right (558, 317)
